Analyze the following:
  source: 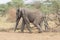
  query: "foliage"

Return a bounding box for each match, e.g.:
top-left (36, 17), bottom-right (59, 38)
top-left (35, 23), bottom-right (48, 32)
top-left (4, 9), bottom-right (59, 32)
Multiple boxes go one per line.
top-left (12, 0), bottom-right (24, 8)
top-left (40, 1), bottom-right (60, 14)
top-left (0, 0), bottom-right (24, 16)
top-left (0, 0), bottom-right (60, 16)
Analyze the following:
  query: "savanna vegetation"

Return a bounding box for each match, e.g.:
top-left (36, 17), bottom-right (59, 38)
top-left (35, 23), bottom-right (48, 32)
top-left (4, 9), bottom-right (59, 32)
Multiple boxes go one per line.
top-left (0, 0), bottom-right (60, 32)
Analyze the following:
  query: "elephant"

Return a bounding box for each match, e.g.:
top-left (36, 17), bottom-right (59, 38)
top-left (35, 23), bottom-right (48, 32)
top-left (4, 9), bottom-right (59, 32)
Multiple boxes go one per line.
top-left (14, 8), bottom-right (49, 33)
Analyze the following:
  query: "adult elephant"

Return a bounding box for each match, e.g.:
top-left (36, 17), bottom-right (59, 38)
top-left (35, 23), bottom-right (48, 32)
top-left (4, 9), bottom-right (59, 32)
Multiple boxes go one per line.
top-left (14, 8), bottom-right (49, 33)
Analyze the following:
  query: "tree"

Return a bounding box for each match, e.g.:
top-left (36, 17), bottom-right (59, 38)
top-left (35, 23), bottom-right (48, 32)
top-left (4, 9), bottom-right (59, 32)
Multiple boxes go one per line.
top-left (32, 1), bottom-right (41, 9)
top-left (11, 0), bottom-right (24, 8)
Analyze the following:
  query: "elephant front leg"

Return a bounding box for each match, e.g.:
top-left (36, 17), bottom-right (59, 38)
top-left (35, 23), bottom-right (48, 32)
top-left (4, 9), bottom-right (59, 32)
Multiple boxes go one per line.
top-left (14, 18), bottom-right (20, 32)
top-left (26, 23), bottom-right (32, 33)
top-left (33, 23), bottom-right (42, 33)
top-left (33, 20), bottom-right (43, 33)
top-left (20, 19), bottom-right (25, 33)
top-left (23, 16), bottom-right (32, 33)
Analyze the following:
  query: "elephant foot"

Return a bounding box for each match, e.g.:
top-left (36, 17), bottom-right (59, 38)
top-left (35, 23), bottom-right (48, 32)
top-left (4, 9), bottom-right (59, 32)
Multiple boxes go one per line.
top-left (38, 31), bottom-right (43, 33)
top-left (21, 31), bottom-right (24, 33)
top-left (14, 30), bottom-right (16, 32)
top-left (29, 31), bottom-right (32, 33)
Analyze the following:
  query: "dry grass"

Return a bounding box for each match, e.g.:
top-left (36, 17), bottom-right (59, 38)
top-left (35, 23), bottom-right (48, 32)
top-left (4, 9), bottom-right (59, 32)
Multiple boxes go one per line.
top-left (0, 17), bottom-right (57, 32)
top-left (0, 17), bottom-right (15, 32)
top-left (0, 13), bottom-right (60, 32)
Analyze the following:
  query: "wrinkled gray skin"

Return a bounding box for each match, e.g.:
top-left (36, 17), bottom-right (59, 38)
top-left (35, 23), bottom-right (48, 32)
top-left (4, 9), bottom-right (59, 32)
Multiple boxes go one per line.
top-left (14, 8), bottom-right (48, 33)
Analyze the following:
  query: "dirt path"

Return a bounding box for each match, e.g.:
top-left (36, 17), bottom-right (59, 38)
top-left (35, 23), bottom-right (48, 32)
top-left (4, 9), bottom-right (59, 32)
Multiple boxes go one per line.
top-left (0, 32), bottom-right (60, 40)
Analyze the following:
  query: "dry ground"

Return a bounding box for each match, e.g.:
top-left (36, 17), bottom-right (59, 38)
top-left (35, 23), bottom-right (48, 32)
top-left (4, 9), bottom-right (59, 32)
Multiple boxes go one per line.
top-left (0, 32), bottom-right (60, 40)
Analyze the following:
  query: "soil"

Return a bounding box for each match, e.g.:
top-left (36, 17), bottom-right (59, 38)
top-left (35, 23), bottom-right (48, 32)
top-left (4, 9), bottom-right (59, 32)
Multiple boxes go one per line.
top-left (0, 32), bottom-right (60, 40)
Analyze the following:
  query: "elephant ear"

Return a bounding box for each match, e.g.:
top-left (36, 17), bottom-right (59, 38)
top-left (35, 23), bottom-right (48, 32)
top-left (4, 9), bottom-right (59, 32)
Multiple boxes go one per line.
top-left (16, 8), bottom-right (20, 17)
